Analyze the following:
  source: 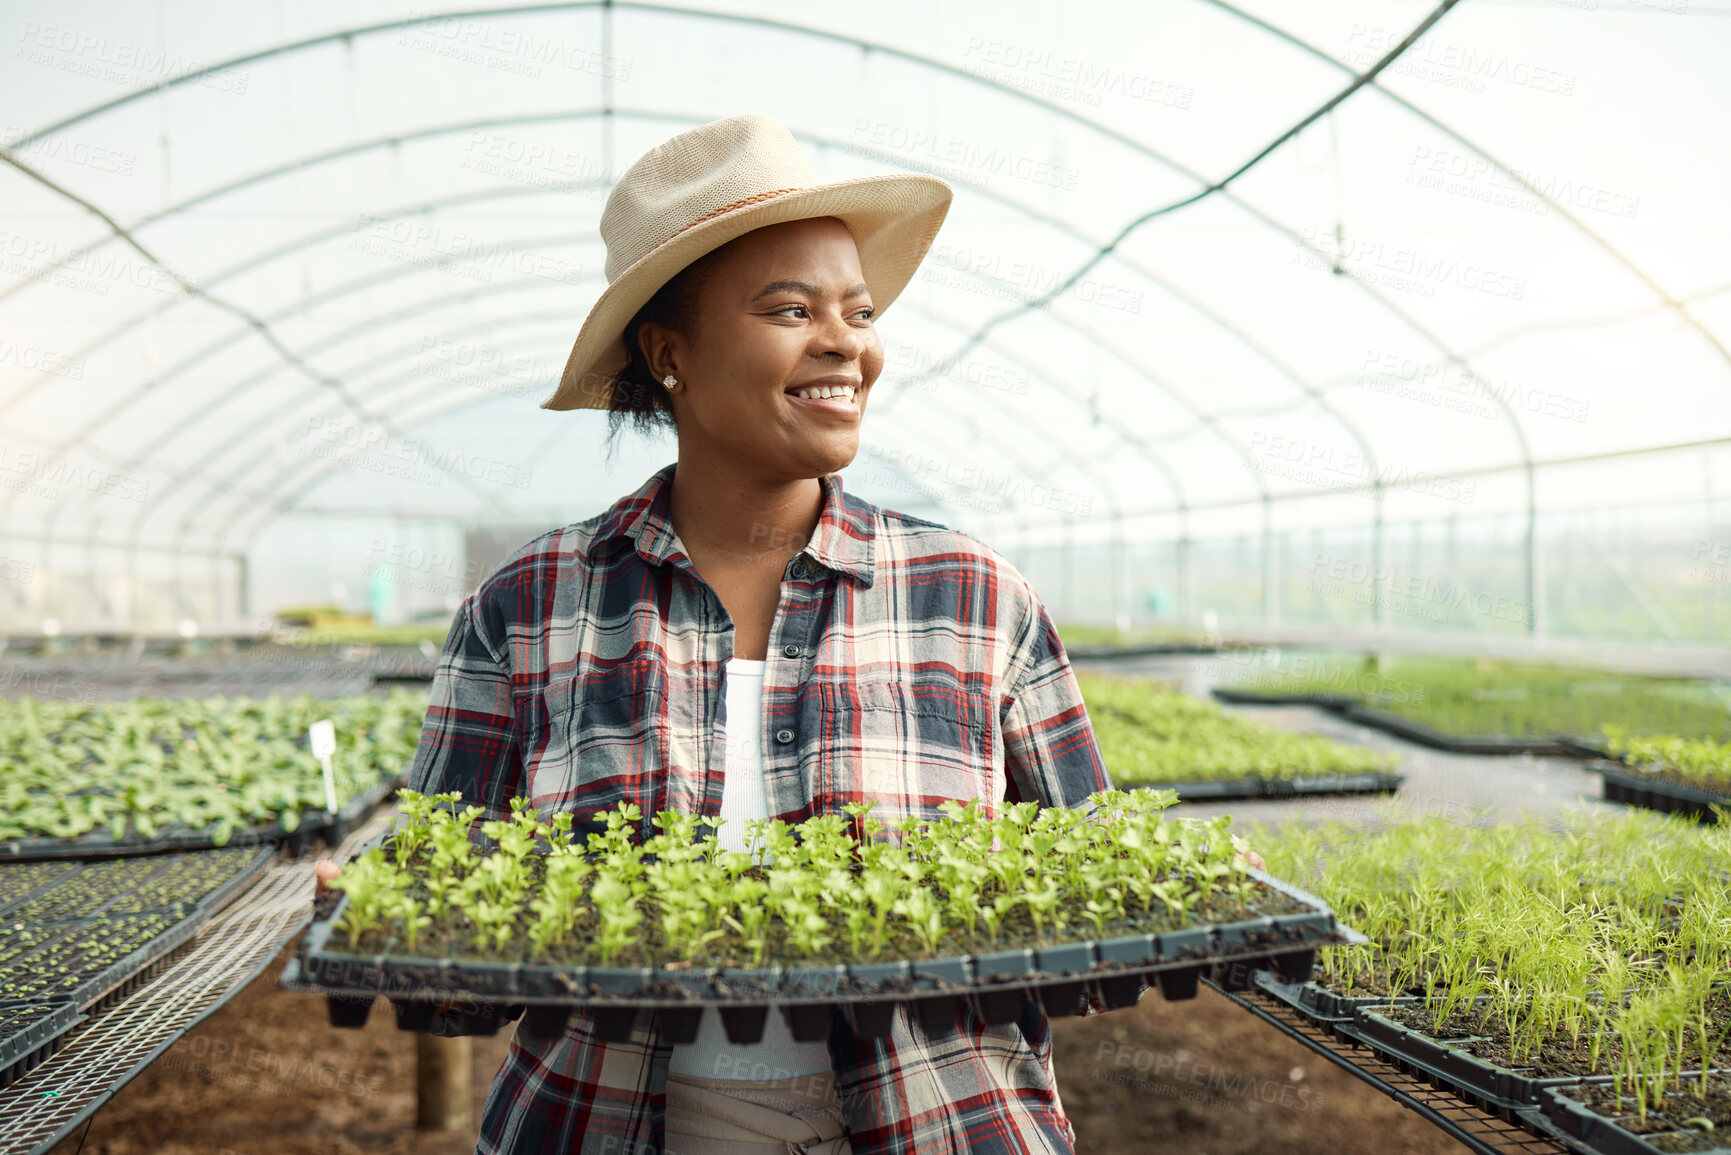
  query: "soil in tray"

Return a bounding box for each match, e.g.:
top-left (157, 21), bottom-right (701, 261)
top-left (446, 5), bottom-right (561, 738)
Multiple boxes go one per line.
top-left (1375, 996), bottom-right (1731, 1081)
top-left (328, 868), bottom-right (1315, 974)
top-left (0, 912), bottom-right (183, 1001)
top-left (2, 846), bottom-right (262, 922)
top-left (0, 861), bottom-right (79, 913)
top-left (0, 1001), bottom-right (61, 1043)
top-left (1556, 1073), bottom-right (1731, 1152)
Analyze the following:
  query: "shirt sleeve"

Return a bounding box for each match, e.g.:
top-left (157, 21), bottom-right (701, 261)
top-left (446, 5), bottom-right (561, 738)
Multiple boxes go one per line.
top-left (999, 593), bottom-right (1112, 810)
top-left (406, 593), bottom-right (524, 843)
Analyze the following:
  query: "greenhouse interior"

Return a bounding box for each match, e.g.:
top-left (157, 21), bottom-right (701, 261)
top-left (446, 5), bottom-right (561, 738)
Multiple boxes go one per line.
top-left (1, 0), bottom-right (1727, 1152)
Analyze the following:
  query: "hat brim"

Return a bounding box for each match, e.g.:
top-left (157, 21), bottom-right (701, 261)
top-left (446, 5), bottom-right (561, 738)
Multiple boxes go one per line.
top-left (541, 172), bottom-right (953, 411)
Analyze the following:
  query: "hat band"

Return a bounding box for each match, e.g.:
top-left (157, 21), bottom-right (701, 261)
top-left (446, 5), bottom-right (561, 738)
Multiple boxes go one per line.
top-left (668, 186), bottom-right (803, 239)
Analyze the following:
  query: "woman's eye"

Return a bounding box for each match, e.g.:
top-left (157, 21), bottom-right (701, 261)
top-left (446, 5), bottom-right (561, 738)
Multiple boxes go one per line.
top-left (853, 308), bottom-right (876, 322)
top-left (773, 304), bottom-right (808, 318)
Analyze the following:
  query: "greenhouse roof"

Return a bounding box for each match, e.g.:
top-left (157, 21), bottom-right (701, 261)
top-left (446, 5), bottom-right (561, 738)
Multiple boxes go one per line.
top-left (2, 0), bottom-right (1727, 576)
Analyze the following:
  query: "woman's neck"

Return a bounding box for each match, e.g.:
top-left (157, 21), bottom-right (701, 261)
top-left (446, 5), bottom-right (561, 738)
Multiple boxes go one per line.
top-left (665, 454), bottom-right (825, 568)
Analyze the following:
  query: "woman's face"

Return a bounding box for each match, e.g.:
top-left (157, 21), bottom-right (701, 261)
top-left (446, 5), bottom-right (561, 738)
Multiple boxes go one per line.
top-left (640, 216), bottom-right (884, 483)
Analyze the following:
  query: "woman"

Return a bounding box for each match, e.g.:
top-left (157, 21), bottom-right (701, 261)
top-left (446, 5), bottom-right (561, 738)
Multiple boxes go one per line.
top-left (319, 113), bottom-right (1116, 1155)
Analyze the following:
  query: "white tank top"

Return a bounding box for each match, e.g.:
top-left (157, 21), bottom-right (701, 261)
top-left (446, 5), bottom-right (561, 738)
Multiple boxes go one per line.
top-left (666, 657), bottom-right (834, 1080)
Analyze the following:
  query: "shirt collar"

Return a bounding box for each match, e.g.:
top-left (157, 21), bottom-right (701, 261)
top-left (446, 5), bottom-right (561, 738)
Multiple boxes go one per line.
top-left (591, 462), bottom-right (877, 587)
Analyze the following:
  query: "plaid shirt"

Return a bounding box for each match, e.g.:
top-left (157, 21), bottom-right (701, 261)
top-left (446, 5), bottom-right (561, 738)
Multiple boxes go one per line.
top-left (406, 461), bottom-right (1111, 1155)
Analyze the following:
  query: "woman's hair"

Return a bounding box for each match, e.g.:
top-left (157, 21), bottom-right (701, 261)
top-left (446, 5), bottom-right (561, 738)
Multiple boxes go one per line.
top-left (601, 251), bottom-right (719, 455)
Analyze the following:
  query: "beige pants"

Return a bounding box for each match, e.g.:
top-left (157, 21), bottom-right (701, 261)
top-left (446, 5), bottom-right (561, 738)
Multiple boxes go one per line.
top-left (664, 1069), bottom-right (852, 1155)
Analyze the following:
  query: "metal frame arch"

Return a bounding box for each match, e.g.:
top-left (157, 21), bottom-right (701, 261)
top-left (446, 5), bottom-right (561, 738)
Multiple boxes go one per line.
top-left (18, 110), bottom-right (1236, 533)
top-left (5, 98), bottom-right (1189, 446)
top-left (5, 6), bottom-right (1460, 489)
top-left (0, 173), bottom-right (615, 426)
top-left (18, 0), bottom-right (1683, 516)
top-left (24, 109), bottom-right (1367, 533)
top-left (916, 258), bottom-right (1283, 506)
top-left (1200, 0), bottom-right (1731, 371)
top-left (12, 3), bottom-right (1214, 183)
top-left (18, 253), bottom-right (594, 586)
top-left (11, 82), bottom-right (1503, 535)
top-left (888, 302), bottom-right (1170, 520)
top-left (10, 0), bottom-right (1703, 637)
top-left (213, 309), bottom-right (1130, 565)
top-left (46, 233), bottom-right (604, 530)
top-left (190, 266), bottom-right (1174, 550)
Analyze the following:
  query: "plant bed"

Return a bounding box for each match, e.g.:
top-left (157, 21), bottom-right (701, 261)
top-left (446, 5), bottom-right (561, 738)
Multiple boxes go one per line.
top-left (0, 845), bottom-right (272, 1012)
top-left (0, 690), bottom-right (423, 859)
top-left (1335, 703), bottom-right (1576, 756)
top-left (287, 789), bottom-right (1356, 1038)
top-left (1594, 764), bottom-right (1727, 824)
top-left (1543, 1073), bottom-right (1731, 1155)
top-left (1217, 653), bottom-right (1731, 751)
top-left (1210, 687), bottom-right (1358, 710)
top-left (0, 910), bottom-right (203, 1010)
top-left (0, 1001), bottom-right (81, 1090)
top-left (1250, 970), bottom-right (1417, 1022)
top-left (0, 861), bottom-right (81, 918)
top-left (1128, 771), bottom-right (1404, 802)
top-left (1251, 812), bottom-right (1731, 1127)
top-left (0, 844), bottom-right (275, 923)
top-left (1066, 642), bottom-right (1222, 659)
top-left (1592, 731), bottom-right (1731, 824)
top-left (0, 772), bottom-right (406, 861)
top-left (1210, 687), bottom-right (1575, 755)
top-left (1078, 672), bottom-right (1400, 788)
top-left (1342, 1006), bottom-right (1623, 1115)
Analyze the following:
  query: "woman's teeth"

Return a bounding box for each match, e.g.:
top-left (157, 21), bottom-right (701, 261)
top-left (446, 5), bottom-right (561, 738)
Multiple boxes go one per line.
top-left (792, 385), bottom-right (857, 402)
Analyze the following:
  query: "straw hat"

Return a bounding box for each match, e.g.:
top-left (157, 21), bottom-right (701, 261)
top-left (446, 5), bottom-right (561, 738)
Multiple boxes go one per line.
top-left (542, 113), bottom-right (953, 411)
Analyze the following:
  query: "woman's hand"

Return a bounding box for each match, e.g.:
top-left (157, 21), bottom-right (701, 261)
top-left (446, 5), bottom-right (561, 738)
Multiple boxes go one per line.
top-left (314, 858), bottom-right (342, 898)
top-left (1237, 849), bottom-right (1267, 872)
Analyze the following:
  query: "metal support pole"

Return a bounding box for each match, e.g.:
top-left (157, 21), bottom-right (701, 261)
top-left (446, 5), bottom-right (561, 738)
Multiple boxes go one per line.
top-left (1112, 510), bottom-right (1127, 633)
top-left (1261, 497), bottom-right (1278, 627)
top-left (1525, 464), bottom-right (1543, 637)
top-left (1371, 484), bottom-right (1386, 629)
top-left (415, 1033), bottom-right (473, 1131)
top-left (1061, 519), bottom-right (1074, 622)
top-left (1177, 534), bottom-right (1192, 624)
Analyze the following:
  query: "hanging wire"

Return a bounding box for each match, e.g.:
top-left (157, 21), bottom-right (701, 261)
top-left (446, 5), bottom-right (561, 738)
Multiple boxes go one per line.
top-left (876, 0), bottom-right (1466, 413)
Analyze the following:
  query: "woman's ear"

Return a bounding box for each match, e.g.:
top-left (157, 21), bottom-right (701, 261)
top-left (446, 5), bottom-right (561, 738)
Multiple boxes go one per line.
top-left (637, 320), bottom-right (680, 384)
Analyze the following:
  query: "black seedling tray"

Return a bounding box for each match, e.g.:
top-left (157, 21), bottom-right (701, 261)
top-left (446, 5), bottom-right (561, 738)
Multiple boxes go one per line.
top-left (0, 862), bottom-right (82, 919)
top-left (1129, 772), bottom-right (1403, 802)
top-left (0, 1001), bottom-right (81, 1090)
top-left (1557, 737), bottom-right (1614, 761)
top-left (1341, 1007), bottom-right (1620, 1119)
top-left (1337, 705), bottom-right (1575, 756)
top-left (1210, 688), bottom-right (1580, 756)
top-left (0, 772), bottom-right (404, 861)
top-left (287, 868), bottom-right (1355, 1044)
top-left (0, 910), bottom-right (204, 1011)
top-left (1211, 687), bottom-right (1357, 709)
top-left (1068, 642), bottom-right (1221, 660)
top-left (1541, 1082), bottom-right (1731, 1155)
top-left (1251, 971), bottom-right (1418, 1022)
top-left (0, 845), bottom-right (275, 923)
top-left (0, 845), bottom-right (271, 1012)
top-left (1593, 763), bottom-right (1727, 824)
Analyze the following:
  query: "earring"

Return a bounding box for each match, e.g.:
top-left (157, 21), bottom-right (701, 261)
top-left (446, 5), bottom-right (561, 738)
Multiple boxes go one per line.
top-left (662, 374), bottom-right (679, 391)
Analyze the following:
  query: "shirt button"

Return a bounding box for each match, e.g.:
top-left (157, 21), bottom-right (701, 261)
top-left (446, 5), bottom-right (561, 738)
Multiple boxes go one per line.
top-left (788, 558), bottom-right (807, 579)
top-left (774, 728), bottom-right (795, 745)
top-left (782, 643), bottom-right (801, 658)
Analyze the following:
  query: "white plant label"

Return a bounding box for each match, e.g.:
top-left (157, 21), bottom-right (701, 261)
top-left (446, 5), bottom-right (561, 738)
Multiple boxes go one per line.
top-left (309, 719), bottom-right (338, 811)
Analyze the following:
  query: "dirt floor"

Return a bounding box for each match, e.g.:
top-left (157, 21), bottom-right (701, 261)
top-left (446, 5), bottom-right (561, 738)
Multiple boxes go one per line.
top-left (48, 944), bottom-right (1462, 1155)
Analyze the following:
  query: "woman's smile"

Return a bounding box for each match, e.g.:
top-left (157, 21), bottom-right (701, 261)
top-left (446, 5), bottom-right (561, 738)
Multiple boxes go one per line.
top-left (783, 378), bottom-right (862, 415)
